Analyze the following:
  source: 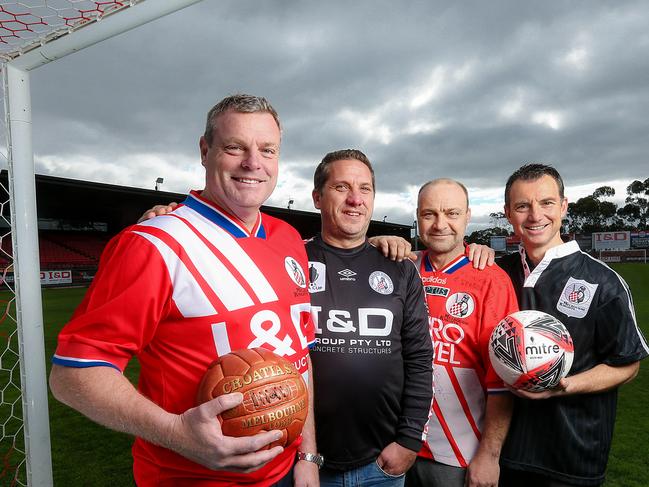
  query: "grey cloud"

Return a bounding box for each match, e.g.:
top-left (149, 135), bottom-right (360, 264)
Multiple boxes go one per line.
top-left (15, 0), bottom-right (648, 223)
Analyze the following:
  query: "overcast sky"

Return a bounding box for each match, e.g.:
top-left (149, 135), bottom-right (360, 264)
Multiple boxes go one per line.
top-left (3, 0), bottom-right (649, 231)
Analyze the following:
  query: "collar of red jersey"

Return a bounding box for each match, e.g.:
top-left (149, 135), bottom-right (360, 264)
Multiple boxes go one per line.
top-left (423, 249), bottom-right (470, 274)
top-left (183, 191), bottom-right (266, 239)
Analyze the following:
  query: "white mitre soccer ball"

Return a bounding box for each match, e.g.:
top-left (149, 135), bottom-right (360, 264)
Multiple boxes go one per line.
top-left (488, 310), bottom-right (574, 392)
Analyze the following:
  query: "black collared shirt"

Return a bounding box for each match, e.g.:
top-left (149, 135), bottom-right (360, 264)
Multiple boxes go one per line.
top-left (498, 241), bottom-right (648, 485)
top-left (306, 235), bottom-right (433, 471)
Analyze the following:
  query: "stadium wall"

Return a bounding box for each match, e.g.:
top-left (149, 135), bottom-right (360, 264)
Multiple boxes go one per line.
top-left (0, 170), bottom-right (412, 288)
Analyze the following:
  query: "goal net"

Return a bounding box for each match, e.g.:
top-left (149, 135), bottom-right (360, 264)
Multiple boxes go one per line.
top-left (1, 1), bottom-right (201, 485)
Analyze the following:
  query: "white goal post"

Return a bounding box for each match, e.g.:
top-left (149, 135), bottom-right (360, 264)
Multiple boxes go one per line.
top-left (1, 1), bottom-right (202, 485)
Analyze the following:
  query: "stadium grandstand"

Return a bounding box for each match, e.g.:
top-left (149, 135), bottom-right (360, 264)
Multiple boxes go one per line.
top-left (0, 170), bottom-right (412, 288)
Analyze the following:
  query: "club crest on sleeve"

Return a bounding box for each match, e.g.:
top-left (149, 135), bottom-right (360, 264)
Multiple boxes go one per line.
top-left (284, 256), bottom-right (306, 288)
top-left (446, 292), bottom-right (475, 318)
top-left (557, 277), bottom-right (598, 318)
top-left (369, 271), bottom-right (394, 295)
top-left (308, 261), bottom-right (326, 293)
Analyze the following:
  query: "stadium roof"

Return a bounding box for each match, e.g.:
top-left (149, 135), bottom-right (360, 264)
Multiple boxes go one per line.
top-left (0, 170), bottom-right (411, 239)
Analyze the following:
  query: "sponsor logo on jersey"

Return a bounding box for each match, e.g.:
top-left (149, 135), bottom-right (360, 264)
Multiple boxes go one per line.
top-left (369, 271), bottom-right (394, 295)
top-left (285, 257), bottom-right (306, 288)
top-left (421, 275), bottom-right (447, 285)
top-left (338, 268), bottom-right (357, 281)
top-left (445, 292), bottom-right (475, 318)
top-left (557, 277), bottom-right (598, 318)
top-left (308, 261), bottom-right (326, 293)
top-left (425, 285), bottom-right (450, 297)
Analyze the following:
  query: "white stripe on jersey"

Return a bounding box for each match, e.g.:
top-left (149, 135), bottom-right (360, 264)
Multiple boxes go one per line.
top-left (174, 206), bottom-right (279, 304)
top-left (455, 368), bottom-right (486, 430)
top-left (428, 365), bottom-right (484, 467)
top-left (426, 407), bottom-right (459, 466)
top-left (133, 231), bottom-right (217, 317)
top-left (211, 321), bottom-right (232, 356)
top-left (138, 215), bottom-right (254, 312)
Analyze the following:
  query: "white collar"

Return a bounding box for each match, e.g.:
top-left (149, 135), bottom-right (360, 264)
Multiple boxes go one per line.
top-left (520, 240), bottom-right (580, 287)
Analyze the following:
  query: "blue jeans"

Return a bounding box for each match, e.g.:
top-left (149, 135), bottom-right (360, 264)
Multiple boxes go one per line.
top-left (320, 460), bottom-right (406, 487)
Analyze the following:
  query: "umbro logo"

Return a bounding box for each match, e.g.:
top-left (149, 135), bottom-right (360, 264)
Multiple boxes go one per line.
top-left (338, 268), bottom-right (357, 280)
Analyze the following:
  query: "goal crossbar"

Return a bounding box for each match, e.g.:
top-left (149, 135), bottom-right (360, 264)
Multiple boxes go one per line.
top-left (5, 0), bottom-right (203, 72)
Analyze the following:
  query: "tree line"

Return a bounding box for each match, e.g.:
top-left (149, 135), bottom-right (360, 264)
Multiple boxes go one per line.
top-left (467, 177), bottom-right (649, 245)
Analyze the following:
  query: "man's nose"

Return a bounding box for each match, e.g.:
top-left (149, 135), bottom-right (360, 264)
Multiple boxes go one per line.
top-left (241, 150), bottom-right (262, 170)
top-left (346, 188), bottom-right (364, 206)
top-left (431, 215), bottom-right (446, 230)
top-left (528, 202), bottom-right (542, 220)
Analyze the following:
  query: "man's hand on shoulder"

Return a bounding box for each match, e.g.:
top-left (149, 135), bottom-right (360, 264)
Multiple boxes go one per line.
top-left (169, 392), bottom-right (284, 472)
top-left (137, 202), bottom-right (179, 223)
top-left (376, 442), bottom-right (417, 476)
top-left (368, 235), bottom-right (417, 262)
top-left (467, 243), bottom-right (495, 269)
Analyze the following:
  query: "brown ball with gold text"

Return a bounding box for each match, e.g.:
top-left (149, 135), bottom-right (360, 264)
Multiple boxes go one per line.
top-left (196, 347), bottom-right (308, 448)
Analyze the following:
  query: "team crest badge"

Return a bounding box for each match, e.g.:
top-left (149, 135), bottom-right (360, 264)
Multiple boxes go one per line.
top-left (446, 292), bottom-right (475, 318)
top-left (284, 257), bottom-right (306, 288)
top-left (308, 261), bottom-right (326, 293)
top-left (557, 277), bottom-right (598, 318)
top-left (369, 271), bottom-right (394, 295)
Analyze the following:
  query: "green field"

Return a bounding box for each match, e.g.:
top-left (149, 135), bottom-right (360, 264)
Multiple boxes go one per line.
top-left (7, 263), bottom-right (649, 484)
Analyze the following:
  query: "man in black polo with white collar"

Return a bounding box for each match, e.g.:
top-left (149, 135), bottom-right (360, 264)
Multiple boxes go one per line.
top-left (497, 163), bottom-right (648, 487)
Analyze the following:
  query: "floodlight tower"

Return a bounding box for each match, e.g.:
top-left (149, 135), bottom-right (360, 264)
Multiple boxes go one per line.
top-left (0, 1), bottom-right (203, 485)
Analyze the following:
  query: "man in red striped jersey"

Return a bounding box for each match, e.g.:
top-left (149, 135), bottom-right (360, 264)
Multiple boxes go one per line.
top-left (404, 179), bottom-right (517, 487)
top-left (49, 95), bottom-right (318, 486)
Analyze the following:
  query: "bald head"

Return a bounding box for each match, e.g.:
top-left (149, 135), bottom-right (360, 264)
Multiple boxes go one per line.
top-left (418, 178), bottom-right (469, 210)
top-left (416, 178), bottom-right (471, 264)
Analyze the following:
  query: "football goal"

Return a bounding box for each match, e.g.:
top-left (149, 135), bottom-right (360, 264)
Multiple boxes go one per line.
top-left (0, 1), bottom-right (201, 485)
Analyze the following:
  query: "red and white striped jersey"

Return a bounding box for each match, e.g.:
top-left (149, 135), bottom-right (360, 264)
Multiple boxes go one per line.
top-left (54, 191), bottom-right (314, 486)
top-left (416, 249), bottom-right (518, 468)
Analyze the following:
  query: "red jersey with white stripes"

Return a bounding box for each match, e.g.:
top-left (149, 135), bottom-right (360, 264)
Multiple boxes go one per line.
top-left (54, 191), bottom-right (314, 486)
top-left (416, 249), bottom-right (518, 468)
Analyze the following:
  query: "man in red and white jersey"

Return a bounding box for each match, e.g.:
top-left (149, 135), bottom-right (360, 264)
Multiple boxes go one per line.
top-left (407, 179), bottom-right (518, 487)
top-left (49, 95), bottom-right (318, 486)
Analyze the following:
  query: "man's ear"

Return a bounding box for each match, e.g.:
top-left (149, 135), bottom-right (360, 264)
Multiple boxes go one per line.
top-left (504, 204), bottom-right (512, 223)
top-left (199, 136), bottom-right (209, 167)
top-left (312, 190), bottom-right (321, 210)
top-left (560, 197), bottom-right (568, 218)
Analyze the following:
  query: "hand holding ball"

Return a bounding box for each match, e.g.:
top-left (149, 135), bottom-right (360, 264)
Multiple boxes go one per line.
top-left (489, 310), bottom-right (574, 392)
top-left (196, 348), bottom-right (308, 448)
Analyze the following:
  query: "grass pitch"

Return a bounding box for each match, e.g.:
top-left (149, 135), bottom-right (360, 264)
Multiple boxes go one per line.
top-left (35, 263), bottom-right (649, 485)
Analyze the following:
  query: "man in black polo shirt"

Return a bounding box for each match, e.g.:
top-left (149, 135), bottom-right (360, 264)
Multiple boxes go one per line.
top-left (498, 163), bottom-right (649, 487)
top-left (307, 149), bottom-right (433, 486)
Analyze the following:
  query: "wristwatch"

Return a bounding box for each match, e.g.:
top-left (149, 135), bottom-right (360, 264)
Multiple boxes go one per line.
top-left (296, 451), bottom-right (324, 469)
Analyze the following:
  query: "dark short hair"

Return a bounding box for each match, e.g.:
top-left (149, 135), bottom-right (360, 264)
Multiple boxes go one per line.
top-left (504, 163), bottom-right (565, 206)
top-left (313, 149), bottom-right (376, 194)
top-left (203, 94), bottom-right (280, 146)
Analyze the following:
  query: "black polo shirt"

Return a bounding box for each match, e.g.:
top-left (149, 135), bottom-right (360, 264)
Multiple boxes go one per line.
top-left (498, 241), bottom-right (648, 486)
